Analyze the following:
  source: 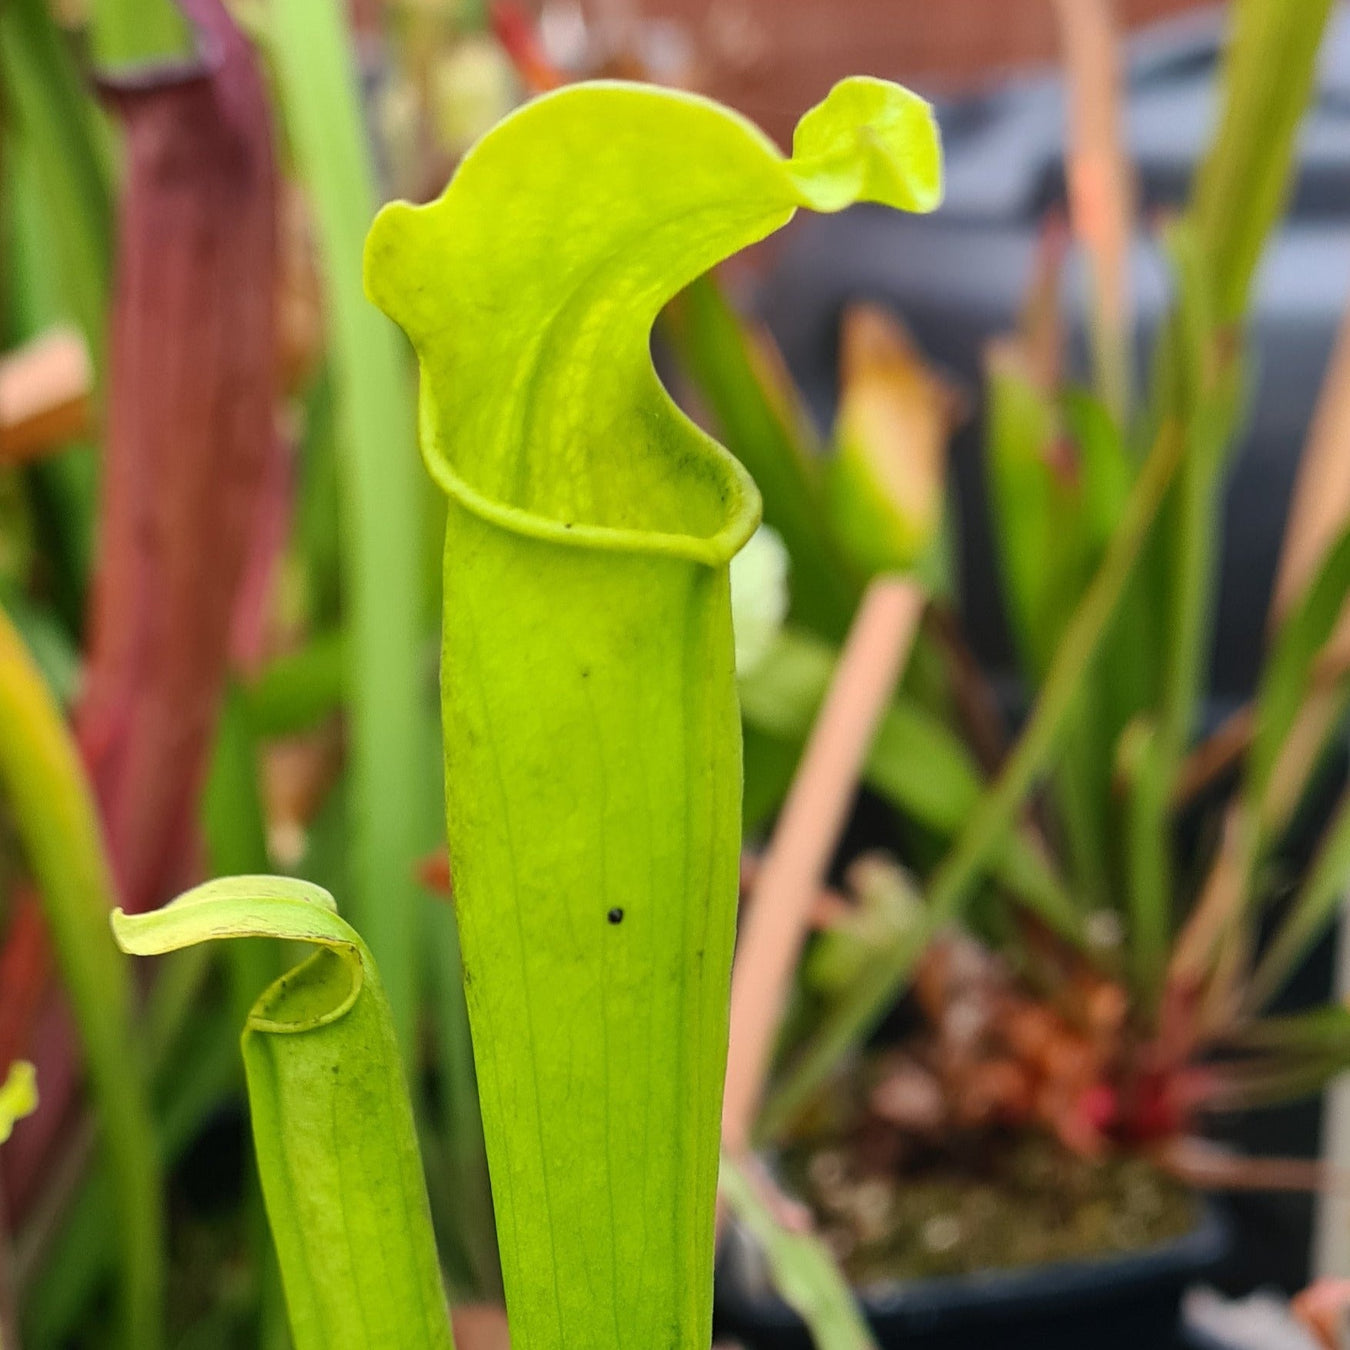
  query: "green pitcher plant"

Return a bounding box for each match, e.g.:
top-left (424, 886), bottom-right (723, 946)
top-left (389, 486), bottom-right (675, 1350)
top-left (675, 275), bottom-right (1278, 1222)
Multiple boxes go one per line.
top-left (113, 878), bottom-right (451, 1350)
top-left (116, 77), bottom-right (942, 1349)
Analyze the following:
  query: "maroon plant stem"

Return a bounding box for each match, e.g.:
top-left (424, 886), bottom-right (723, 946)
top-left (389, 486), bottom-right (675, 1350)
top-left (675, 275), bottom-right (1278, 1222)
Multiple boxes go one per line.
top-left (78, 0), bottom-right (279, 916)
top-left (0, 1184), bottom-right (17, 1350)
top-left (4, 0), bottom-right (279, 1224)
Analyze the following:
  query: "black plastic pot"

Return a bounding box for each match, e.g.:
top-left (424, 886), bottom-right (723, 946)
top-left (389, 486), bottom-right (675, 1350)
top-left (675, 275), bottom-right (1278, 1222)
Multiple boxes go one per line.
top-left (714, 1205), bottom-right (1230, 1350)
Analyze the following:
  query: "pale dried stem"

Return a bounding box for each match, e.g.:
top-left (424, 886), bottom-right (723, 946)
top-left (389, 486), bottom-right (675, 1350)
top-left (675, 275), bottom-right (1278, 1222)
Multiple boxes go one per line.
top-left (1263, 285), bottom-right (1350, 818)
top-left (451, 1304), bottom-right (512, 1350)
top-left (1017, 217), bottom-right (1070, 393)
top-left (11, 1113), bottom-right (95, 1293)
top-left (722, 577), bottom-right (925, 1155)
top-left (0, 1183), bottom-right (17, 1350)
top-left (1173, 705), bottom-right (1252, 808)
top-left (1053, 0), bottom-right (1135, 420)
top-left (1162, 1135), bottom-right (1350, 1195)
top-left (0, 328), bottom-right (93, 465)
top-left (1168, 807), bottom-right (1248, 995)
top-left (1171, 291), bottom-right (1350, 1010)
top-left (1271, 293), bottom-right (1350, 643)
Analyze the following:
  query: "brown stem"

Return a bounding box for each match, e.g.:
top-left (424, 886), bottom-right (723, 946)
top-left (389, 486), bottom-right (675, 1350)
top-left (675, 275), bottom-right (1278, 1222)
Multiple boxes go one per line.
top-left (0, 1181), bottom-right (18, 1350)
top-left (0, 328), bottom-right (93, 466)
top-left (451, 1305), bottom-right (512, 1350)
top-left (1052, 0), bottom-right (1136, 421)
top-left (11, 1113), bottom-right (95, 1293)
top-left (923, 603), bottom-right (1008, 773)
top-left (1172, 705), bottom-right (1253, 808)
top-left (1270, 287), bottom-right (1350, 643)
top-left (1161, 1135), bottom-right (1350, 1195)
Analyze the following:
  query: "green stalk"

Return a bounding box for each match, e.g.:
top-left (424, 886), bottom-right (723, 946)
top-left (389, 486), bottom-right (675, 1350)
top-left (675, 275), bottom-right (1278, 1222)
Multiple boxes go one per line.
top-left (1053, 711), bottom-right (1113, 911)
top-left (426, 903), bottom-right (501, 1302)
top-left (762, 417), bottom-right (1186, 1137)
top-left (662, 275), bottom-right (861, 640)
top-left (243, 631), bottom-right (346, 737)
top-left (89, 0), bottom-right (192, 69)
top-left (23, 932), bottom-right (247, 1347)
top-left (0, 607), bottom-right (162, 1350)
top-left (1124, 251), bottom-right (1244, 999)
top-left (0, 0), bottom-right (113, 364)
top-left (1118, 716), bottom-right (1170, 1007)
top-left (1118, 0), bottom-right (1333, 990)
top-left (1250, 784), bottom-right (1350, 1008)
top-left (264, 0), bottom-right (441, 1054)
top-left (1188, 0), bottom-right (1336, 326)
top-left (719, 1153), bottom-right (877, 1350)
top-left (22, 1012), bottom-right (238, 1348)
top-left (202, 686), bottom-right (285, 1031)
top-left (1150, 227), bottom-right (1238, 782)
top-left (738, 627), bottom-right (1081, 940)
top-left (1, 0), bottom-right (114, 622)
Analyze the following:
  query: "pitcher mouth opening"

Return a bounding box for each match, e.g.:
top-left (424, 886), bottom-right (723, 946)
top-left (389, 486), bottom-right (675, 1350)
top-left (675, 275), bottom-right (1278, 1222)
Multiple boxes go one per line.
top-left (418, 379), bottom-right (762, 568)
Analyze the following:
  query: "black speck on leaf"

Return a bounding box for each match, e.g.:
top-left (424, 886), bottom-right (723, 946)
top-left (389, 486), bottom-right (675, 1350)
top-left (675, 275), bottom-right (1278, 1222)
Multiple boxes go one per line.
top-left (607, 907), bottom-right (624, 925)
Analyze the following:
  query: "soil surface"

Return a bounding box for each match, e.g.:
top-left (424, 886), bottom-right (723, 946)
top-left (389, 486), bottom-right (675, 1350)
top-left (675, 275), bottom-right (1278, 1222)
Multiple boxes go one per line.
top-left (784, 1132), bottom-right (1198, 1285)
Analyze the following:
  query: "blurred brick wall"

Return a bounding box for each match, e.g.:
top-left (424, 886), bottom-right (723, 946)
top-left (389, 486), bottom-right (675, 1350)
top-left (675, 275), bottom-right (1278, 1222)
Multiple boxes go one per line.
top-left (597, 0), bottom-right (1220, 144)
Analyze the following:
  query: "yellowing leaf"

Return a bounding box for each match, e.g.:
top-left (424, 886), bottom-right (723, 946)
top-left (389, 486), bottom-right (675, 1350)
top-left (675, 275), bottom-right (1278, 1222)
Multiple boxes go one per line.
top-left (0, 1060), bottom-right (37, 1144)
top-left (827, 305), bottom-right (960, 582)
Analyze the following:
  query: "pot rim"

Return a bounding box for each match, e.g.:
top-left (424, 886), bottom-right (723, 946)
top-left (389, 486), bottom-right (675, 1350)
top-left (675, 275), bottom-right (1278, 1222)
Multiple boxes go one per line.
top-left (716, 1199), bottom-right (1230, 1330)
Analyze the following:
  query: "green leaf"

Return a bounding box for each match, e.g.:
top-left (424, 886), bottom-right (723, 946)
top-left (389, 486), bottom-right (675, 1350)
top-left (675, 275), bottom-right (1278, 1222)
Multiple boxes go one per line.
top-left (424, 899), bottom-right (502, 1304)
top-left (0, 604), bottom-right (163, 1350)
top-left (1250, 783), bottom-right (1350, 1008)
top-left (764, 415), bottom-right (1187, 1135)
top-left (739, 628), bottom-right (1079, 939)
top-left (0, 0), bottom-right (114, 366)
top-left (1233, 1002), bottom-right (1350, 1057)
top-left (1, 0), bottom-right (114, 620)
top-left (804, 857), bottom-right (924, 996)
top-left (90, 0), bottom-right (193, 69)
top-left (984, 342), bottom-right (1084, 677)
top-left (113, 877), bottom-right (454, 1350)
top-left (202, 685), bottom-right (291, 1053)
top-left (1123, 1), bottom-right (1319, 999)
top-left (0, 1060), bottom-right (37, 1144)
top-left (1187, 0), bottom-right (1337, 325)
top-left (1059, 392), bottom-right (1159, 891)
top-left (824, 307), bottom-right (954, 590)
top-left (1215, 1004), bottom-right (1350, 1106)
top-left (1151, 226), bottom-right (1247, 788)
top-left (24, 981), bottom-right (241, 1348)
top-left (720, 1153), bottom-right (878, 1350)
top-left (242, 630), bottom-right (347, 738)
top-left (365, 77), bottom-right (940, 1348)
top-left (263, 0), bottom-right (444, 1055)
top-left (1249, 525), bottom-right (1350, 812)
top-left (663, 274), bottom-right (860, 641)
top-left (743, 722), bottom-right (807, 835)
top-left (731, 524), bottom-right (792, 678)
top-left (1117, 716), bottom-right (1171, 1010)
top-left (1139, 0), bottom-right (1331, 832)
